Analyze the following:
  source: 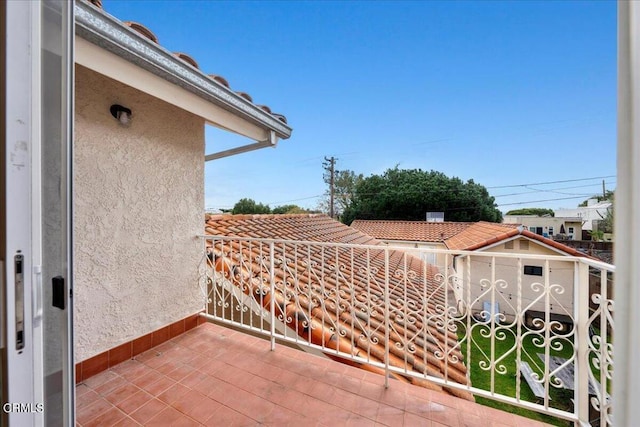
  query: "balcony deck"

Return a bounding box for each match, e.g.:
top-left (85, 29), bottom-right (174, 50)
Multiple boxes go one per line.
top-left (76, 321), bottom-right (549, 426)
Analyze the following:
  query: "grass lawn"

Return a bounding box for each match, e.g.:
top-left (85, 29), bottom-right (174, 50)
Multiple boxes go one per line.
top-left (459, 322), bottom-right (577, 426)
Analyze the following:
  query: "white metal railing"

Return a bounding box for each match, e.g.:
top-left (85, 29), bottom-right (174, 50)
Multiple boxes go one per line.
top-left (199, 235), bottom-right (614, 426)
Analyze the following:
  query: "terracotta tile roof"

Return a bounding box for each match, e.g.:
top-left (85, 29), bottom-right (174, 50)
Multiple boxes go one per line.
top-left (444, 222), bottom-right (520, 251)
top-left (80, 0), bottom-right (288, 125)
top-left (444, 221), bottom-right (594, 258)
top-left (204, 214), bottom-right (472, 400)
top-left (519, 230), bottom-right (595, 258)
top-left (351, 220), bottom-right (471, 243)
top-left (352, 219), bottom-right (592, 258)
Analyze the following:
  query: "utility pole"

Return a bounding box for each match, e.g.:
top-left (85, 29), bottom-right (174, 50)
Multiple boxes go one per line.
top-left (323, 156), bottom-right (336, 218)
top-left (602, 179), bottom-right (606, 200)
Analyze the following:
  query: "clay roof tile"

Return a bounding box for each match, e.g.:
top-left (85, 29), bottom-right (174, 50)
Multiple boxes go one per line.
top-left (173, 52), bottom-right (199, 69)
top-left (123, 21), bottom-right (158, 43)
top-left (235, 91), bottom-right (253, 103)
top-left (209, 74), bottom-right (230, 88)
top-left (351, 220), bottom-right (471, 243)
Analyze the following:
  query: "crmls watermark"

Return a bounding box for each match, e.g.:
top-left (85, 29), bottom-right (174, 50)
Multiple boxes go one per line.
top-left (2, 403), bottom-right (44, 413)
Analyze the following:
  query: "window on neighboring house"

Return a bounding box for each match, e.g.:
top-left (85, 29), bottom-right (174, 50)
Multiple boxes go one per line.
top-left (524, 265), bottom-right (543, 276)
top-left (568, 226), bottom-right (575, 239)
top-left (504, 240), bottom-right (514, 249)
top-left (548, 226), bottom-right (554, 236)
top-left (529, 226), bottom-right (536, 232)
top-left (519, 240), bottom-right (529, 250)
top-left (568, 227), bottom-right (574, 234)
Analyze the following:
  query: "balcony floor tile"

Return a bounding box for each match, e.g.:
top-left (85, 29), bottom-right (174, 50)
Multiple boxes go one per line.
top-left (76, 322), bottom-right (552, 426)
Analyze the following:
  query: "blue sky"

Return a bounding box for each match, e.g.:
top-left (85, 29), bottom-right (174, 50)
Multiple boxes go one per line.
top-left (103, 1), bottom-right (616, 213)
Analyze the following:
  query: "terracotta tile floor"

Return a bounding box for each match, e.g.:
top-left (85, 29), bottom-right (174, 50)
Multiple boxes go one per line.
top-left (76, 322), bottom-right (551, 426)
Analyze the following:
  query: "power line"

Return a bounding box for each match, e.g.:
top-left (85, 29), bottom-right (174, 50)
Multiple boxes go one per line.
top-left (493, 180), bottom-right (616, 198)
top-left (215, 175), bottom-right (616, 214)
top-left (487, 175), bottom-right (616, 189)
top-left (264, 194), bottom-right (324, 205)
top-left (496, 195), bottom-right (591, 207)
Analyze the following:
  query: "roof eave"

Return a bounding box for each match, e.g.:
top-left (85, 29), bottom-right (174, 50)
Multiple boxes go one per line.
top-left (74, 1), bottom-right (292, 140)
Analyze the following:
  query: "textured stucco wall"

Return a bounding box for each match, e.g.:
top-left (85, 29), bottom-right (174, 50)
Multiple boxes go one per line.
top-left (74, 65), bottom-right (204, 361)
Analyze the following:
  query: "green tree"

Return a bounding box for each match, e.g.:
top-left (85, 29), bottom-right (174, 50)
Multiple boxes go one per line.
top-left (505, 208), bottom-right (554, 217)
top-left (231, 198), bottom-right (271, 214)
top-left (597, 206), bottom-right (614, 234)
top-left (320, 165), bottom-right (364, 218)
top-left (342, 167), bottom-right (502, 224)
top-left (334, 170), bottom-right (364, 216)
top-left (272, 204), bottom-right (309, 214)
top-left (589, 229), bottom-right (605, 242)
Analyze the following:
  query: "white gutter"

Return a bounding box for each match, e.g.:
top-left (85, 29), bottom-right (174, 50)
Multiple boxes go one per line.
top-left (205, 130), bottom-right (278, 161)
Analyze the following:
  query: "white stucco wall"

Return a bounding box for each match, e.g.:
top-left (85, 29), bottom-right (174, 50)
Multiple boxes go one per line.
top-left (555, 202), bottom-right (612, 231)
top-left (74, 65), bottom-right (204, 361)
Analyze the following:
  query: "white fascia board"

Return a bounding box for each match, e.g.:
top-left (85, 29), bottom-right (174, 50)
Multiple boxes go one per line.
top-left (76, 38), bottom-right (269, 142)
top-left (74, 1), bottom-right (292, 141)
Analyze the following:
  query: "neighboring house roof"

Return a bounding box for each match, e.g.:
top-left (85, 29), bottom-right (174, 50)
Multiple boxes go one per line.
top-left (351, 219), bottom-right (471, 243)
top-left (75, 0), bottom-right (291, 156)
top-left (518, 230), bottom-right (595, 258)
top-left (444, 222), bottom-right (520, 251)
top-left (445, 221), bottom-right (594, 258)
top-left (204, 214), bottom-right (472, 400)
top-left (352, 219), bottom-right (593, 258)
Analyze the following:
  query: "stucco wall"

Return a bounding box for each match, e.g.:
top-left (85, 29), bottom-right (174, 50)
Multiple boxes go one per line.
top-left (453, 237), bottom-right (577, 321)
top-left (74, 65), bottom-right (204, 361)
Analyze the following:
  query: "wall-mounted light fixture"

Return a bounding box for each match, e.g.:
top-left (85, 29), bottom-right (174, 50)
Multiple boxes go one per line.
top-left (110, 104), bottom-right (132, 126)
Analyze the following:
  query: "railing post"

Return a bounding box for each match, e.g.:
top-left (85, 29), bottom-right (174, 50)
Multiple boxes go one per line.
top-left (203, 237), bottom-right (208, 315)
top-left (574, 260), bottom-right (590, 426)
top-left (270, 242), bottom-right (276, 351)
top-left (384, 248), bottom-right (390, 389)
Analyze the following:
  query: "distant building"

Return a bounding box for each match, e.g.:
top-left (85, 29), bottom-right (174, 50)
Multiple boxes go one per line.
top-left (555, 198), bottom-right (613, 232)
top-left (502, 215), bottom-right (583, 240)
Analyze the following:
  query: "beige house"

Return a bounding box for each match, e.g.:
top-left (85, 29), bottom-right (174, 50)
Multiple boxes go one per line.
top-left (73, 0), bottom-right (292, 377)
top-left (445, 223), bottom-right (592, 325)
top-left (351, 220), bottom-right (592, 324)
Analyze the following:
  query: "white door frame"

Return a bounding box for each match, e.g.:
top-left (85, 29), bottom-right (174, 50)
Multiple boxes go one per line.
top-left (4, 1), bottom-right (74, 425)
top-left (5, 2), bottom-right (43, 424)
top-left (614, 2), bottom-right (640, 425)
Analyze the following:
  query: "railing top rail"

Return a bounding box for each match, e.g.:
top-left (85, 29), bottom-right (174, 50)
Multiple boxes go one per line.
top-left (578, 256), bottom-right (616, 271)
top-left (198, 234), bottom-right (615, 268)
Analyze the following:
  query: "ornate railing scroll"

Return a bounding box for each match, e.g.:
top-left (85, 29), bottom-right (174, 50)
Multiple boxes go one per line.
top-left (199, 235), bottom-right (614, 426)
